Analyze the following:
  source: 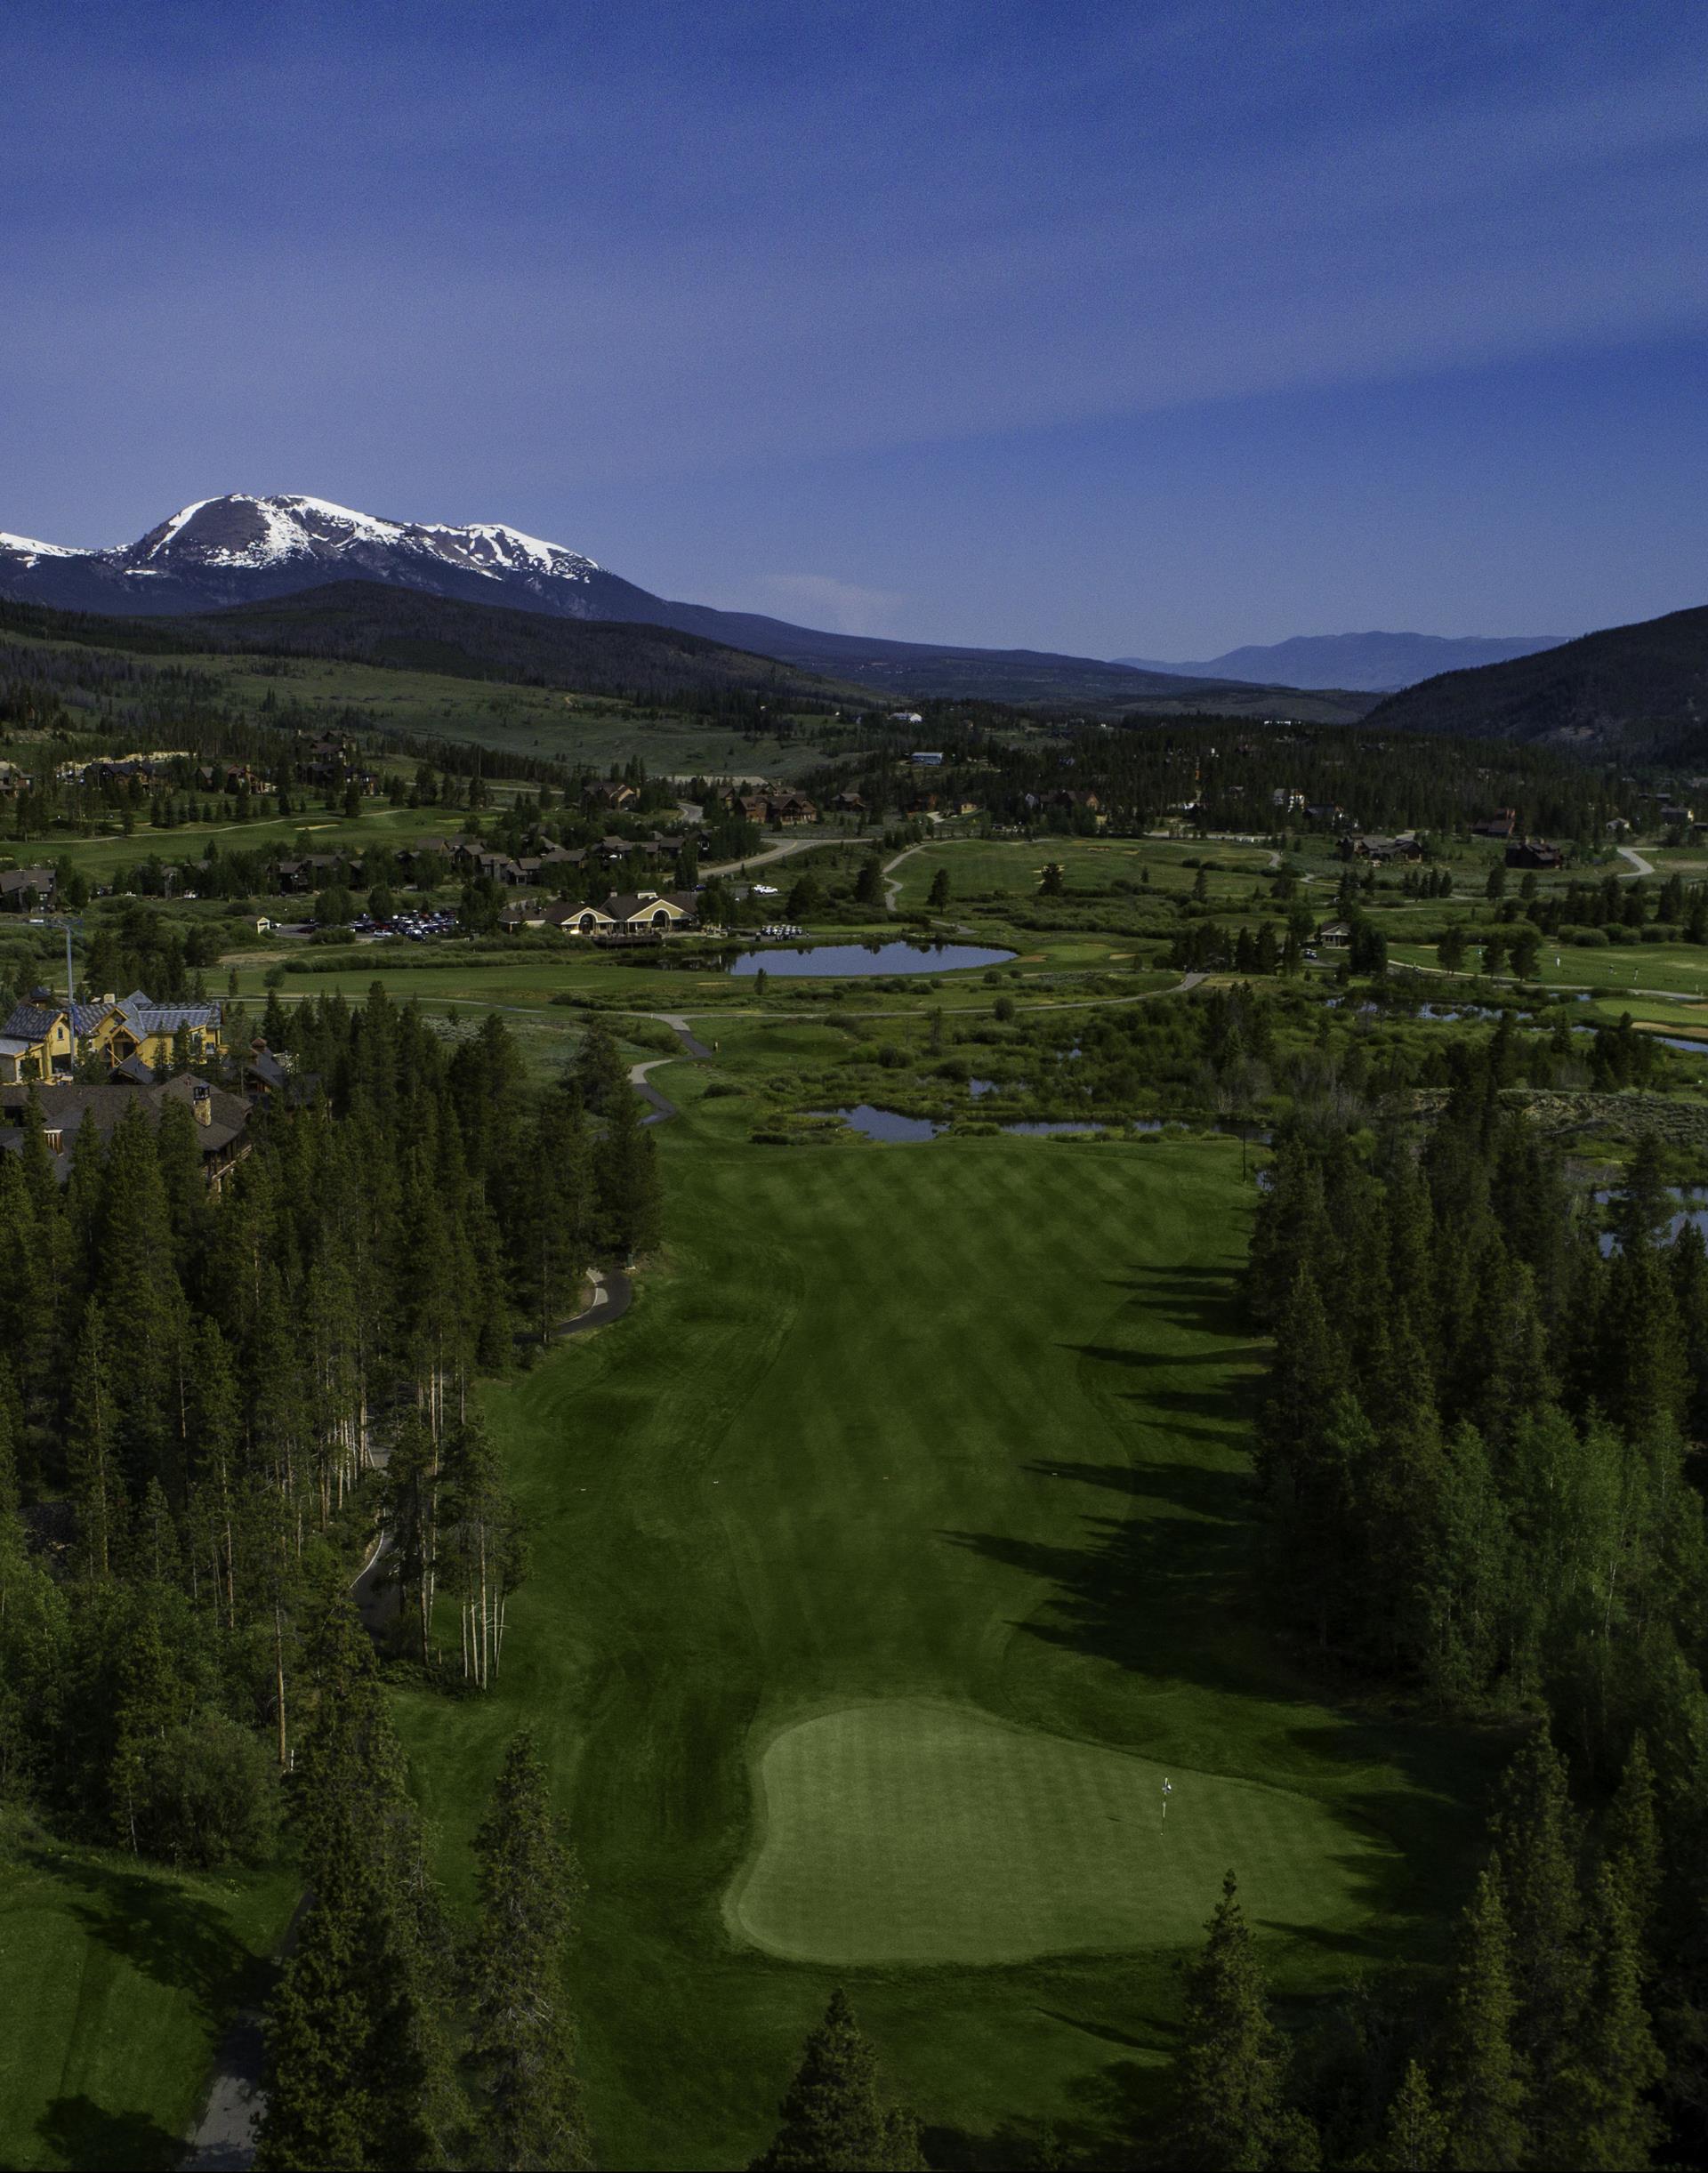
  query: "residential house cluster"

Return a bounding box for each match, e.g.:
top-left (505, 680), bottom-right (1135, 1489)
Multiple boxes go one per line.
top-left (719, 785), bottom-right (818, 827)
top-left (0, 988), bottom-right (226, 1084)
top-left (1337, 832), bottom-right (1424, 864)
top-left (0, 986), bottom-right (251, 1187)
top-left (500, 889), bottom-right (699, 938)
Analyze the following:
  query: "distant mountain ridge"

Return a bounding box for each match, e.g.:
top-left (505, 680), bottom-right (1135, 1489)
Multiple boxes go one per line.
top-left (1116, 630), bottom-right (1567, 692)
top-left (0, 493), bottom-right (1371, 720)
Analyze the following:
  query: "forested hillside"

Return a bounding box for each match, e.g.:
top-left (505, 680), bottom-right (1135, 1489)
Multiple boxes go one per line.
top-left (1366, 604), bottom-right (1708, 758)
top-left (1248, 1073), bottom-right (1708, 2162)
top-left (0, 990), bottom-right (657, 1849)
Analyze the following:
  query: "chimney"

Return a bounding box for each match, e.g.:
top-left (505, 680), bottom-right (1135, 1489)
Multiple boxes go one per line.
top-left (191, 1082), bottom-right (213, 1127)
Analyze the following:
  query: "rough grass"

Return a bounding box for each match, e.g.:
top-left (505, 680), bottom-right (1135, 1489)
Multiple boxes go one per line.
top-left (729, 1697), bottom-right (1397, 1966)
top-left (0, 1831), bottom-right (293, 2172)
top-left (394, 1090), bottom-right (1492, 2169)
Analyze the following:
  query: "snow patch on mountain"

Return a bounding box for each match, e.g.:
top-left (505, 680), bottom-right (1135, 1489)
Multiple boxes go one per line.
top-left (0, 533), bottom-right (85, 561)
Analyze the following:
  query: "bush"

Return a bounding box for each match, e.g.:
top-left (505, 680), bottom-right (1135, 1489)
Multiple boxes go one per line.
top-left (139, 1711), bottom-right (279, 1869)
top-left (1573, 929), bottom-right (1611, 947)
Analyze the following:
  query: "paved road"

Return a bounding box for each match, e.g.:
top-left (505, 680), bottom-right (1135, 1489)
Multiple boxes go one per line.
top-left (881, 841), bottom-right (926, 910)
top-left (1618, 843), bottom-right (1656, 878)
top-left (702, 834), bottom-right (822, 880)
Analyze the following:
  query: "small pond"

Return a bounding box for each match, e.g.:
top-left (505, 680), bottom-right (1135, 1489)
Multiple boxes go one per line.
top-left (1595, 1184), bottom-right (1708, 1256)
top-left (968, 1078), bottom-right (999, 1097)
top-left (809, 1105), bottom-right (944, 1143)
top-left (729, 941), bottom-right (1015, 978)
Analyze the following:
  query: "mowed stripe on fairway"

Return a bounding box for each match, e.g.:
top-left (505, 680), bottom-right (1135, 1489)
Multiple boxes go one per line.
top-left (729, 1698), bottom-right (1396, 1965)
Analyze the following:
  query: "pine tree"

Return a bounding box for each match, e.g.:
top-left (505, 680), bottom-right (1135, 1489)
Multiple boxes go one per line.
top-left (596, 1083), bottom-right (663, 1261)
top-left (256, 1592), bottom-right (463, 2171)
top-left (464, 1732), bottom-right (591, 2170)
top-left (1438, 1863), bottom-right (1527, 2173)
top-left (68, 1300), bottom-right (120, 1582)
top-left (1561, 1865), bottom-right (1664, 2171)
top-left (751, 1988), bottom-right (924, 2171)
top-left (1491, 1730), bottom-right (1589, 2137)
top-left (1169, 1871), bottom-right (1295, 2171)
top-left (1378, 2059), bottom-right (1446, 2172)
top-left (1602, 1732), bottom-right (1662, 1959)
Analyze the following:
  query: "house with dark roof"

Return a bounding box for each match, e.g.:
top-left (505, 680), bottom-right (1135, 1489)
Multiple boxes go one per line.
top-left (0, 865), bottom-right (55, 912)
top-left (0, 1074), bottom-right (254, 1188)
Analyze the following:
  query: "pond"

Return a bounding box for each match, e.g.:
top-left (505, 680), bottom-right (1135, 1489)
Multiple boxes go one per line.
top-left (809, 1105), bottom-right (944, 1143)
top-left (1002, 1120), bottom-right (1109, 1137)
top-left (729, 940), bottom-right (1016, 978)
top-left (968, 1078), bottom-right (999, 1096)
top-left (1595, 1184), bottom-right (1708, 1256)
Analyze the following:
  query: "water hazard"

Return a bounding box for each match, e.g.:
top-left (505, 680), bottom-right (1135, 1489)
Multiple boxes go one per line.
top-left (729, 941), bottom-right (1015, 978)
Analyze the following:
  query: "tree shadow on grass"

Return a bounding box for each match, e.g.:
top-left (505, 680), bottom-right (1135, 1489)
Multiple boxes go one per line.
top-left (20, 1845), bottom-right (263, 2026)
top-left (943, 1260), bottom-right (1493, 1941)
top-left (35, 2095), bottom-right (182, 2173)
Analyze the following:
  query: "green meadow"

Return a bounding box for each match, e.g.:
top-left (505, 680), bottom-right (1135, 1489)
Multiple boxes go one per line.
top-left (391, 1077), bottom-right (1488, 2168)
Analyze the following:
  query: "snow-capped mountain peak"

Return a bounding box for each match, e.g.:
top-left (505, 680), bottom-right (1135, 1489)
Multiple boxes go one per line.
top-left (0, 491), bottom-right (634, 624)
top-left (112, 493), bottom-right (604, 589)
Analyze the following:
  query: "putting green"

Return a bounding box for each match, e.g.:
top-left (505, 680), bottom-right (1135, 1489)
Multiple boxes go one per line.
top-left (729, 1698), bottom-right (1398, 1965)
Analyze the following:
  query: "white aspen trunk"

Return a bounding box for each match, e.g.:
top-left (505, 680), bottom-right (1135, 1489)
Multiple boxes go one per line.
top-left (274, 1604), bottom-right (288, 1769)
top-left (478, 1525), bottom-right (489, 1690)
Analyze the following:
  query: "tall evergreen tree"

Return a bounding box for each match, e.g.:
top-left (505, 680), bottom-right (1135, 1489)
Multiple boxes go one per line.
top-left (1602, 1732), bottom-right (1662, 1960)
top-left (464, 1731), bottom-right (591, 2170)
top-left (1438, 1863), bottom-right (1527, 2173)
top-left (1561, 1865), bottom-right (1664, 2172)
top-left (1378, 2058), bottom-right (1446, 2172)
top-left (256, 1592), bottom-right (462, 2171)
top-left (751, 1988), bottom-right (924, 2172)
top-left (1491, 1729), bottom-right (1589, 2139)
top-left (1168, 1871), bottom-right (1301, 2171)
top-left (596, 1084), bottom-right (663, 1261)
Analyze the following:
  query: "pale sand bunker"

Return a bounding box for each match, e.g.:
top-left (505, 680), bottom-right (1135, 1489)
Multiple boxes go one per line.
top-left (727, 1699), bottom-right (1397, 1966)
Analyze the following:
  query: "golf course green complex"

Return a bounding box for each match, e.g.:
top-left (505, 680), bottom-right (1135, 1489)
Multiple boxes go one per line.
top-left (397, 1074), bottom-right (1480, 2168)
top-left (729, 1698), bottom-right (1396, 1967)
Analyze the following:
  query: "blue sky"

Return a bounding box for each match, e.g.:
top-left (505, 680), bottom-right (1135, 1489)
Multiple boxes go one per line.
top-left (2, 1), bottom-right (1704, 655)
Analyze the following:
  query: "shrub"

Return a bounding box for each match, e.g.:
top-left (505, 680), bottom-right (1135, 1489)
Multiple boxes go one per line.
top-left (139, 1712), bottom-right (280, 1869)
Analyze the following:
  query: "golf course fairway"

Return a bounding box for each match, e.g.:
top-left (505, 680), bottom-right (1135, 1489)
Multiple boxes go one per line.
top-left (394, 1079), bottom-right (1483, 2169)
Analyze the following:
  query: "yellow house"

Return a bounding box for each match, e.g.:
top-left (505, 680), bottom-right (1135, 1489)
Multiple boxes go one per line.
top-left (91, 991), bottom-right (226, 1073)
top-left (0, 989), bottom-right (226, 1082)
top-left (0, 997), bottom-right (114, 1082)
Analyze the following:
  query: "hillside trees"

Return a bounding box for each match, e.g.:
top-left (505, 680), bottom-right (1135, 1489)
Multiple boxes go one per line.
top-left (0, 985), bottom-right (659, 1847)
top-left (464, 1730), bottom-right (591, 2169)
